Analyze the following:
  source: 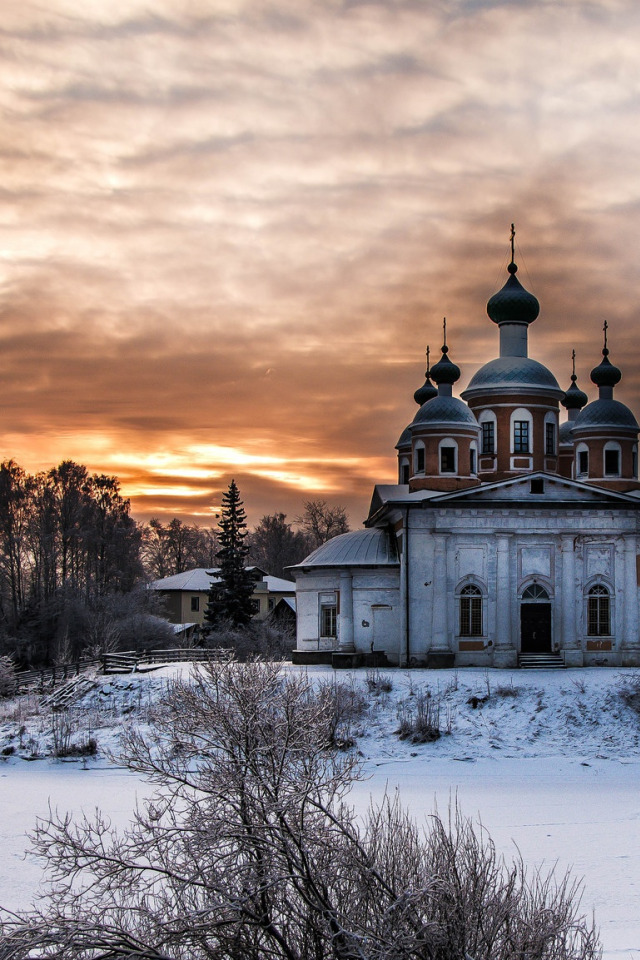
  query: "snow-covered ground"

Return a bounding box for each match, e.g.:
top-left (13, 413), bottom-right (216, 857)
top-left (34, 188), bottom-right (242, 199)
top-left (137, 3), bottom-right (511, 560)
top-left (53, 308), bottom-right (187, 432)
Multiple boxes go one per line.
top-left (1, 663), bottom-right (640, 958)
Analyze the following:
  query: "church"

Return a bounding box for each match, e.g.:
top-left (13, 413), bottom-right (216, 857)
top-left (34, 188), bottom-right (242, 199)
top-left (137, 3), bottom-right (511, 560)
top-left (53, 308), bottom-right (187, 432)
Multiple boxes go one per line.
top-left (292, 233), bottom-right (640, 668)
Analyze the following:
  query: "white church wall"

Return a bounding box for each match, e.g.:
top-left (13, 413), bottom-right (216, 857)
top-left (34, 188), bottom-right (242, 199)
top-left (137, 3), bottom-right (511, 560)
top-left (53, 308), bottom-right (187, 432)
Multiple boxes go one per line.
top-left (293, 567), bottom-right (401, 662)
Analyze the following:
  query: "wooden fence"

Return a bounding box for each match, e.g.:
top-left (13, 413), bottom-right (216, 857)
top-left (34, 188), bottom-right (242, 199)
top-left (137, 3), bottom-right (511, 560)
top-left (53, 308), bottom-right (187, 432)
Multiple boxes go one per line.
top-left (13, 648), bottom-right (233, 692)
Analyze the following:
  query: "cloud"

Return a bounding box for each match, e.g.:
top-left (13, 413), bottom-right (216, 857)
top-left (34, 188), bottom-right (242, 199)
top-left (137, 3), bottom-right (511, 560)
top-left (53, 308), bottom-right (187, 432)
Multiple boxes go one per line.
top-left (1, 0), bottom-right (640, 526)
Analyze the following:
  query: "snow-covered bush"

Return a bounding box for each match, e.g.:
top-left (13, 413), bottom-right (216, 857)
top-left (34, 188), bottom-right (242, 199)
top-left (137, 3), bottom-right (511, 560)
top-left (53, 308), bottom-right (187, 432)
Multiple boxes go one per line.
top-left (617, 673), bottom-right (640, 716)
top-left (397, 689), bottom-right (442, 742)
top-left (0, 661), bottom-right (600, 959)
top-left (365, 668), bottom-right (393, 694)
top-left (202, 619), bottom-right (295, 660)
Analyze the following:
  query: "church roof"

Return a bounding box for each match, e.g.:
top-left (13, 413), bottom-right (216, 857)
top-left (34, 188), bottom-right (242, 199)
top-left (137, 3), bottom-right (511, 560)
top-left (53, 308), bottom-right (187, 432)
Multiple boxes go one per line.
top-left (411, 395), bottom-right (478, 428)
top-left (462, 356), bottom-right (562, 397)
top-left (574, 398), bottom-right (639, 431)
top-left (293, 528), bottom-right (399, 568)
top-left (395, 424), bottom-right (412, 449)
top-left (486, 262), bottom-right (540, 326)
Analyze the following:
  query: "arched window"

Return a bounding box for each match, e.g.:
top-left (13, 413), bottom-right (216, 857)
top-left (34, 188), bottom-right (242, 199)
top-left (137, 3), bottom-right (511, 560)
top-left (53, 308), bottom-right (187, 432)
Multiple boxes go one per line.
top-left (588, 585), bottom-right (610, 636)
top-left (544, 412), bottom-right (557, 456)
top-left (469, 441), bottom-right (478, 475)
top-left (604, 442), bottom-right (621, 477)
top-left (576, 443), bottom-right (589, 478)
top-left (459, 584), bottom-right (482, 636)
top-left (511, 408), bottom-right (533, 454)
top-left (400, 458), bottom-right (410, 485)
top-left (479, 411), bottom-right (497, 455)
top-left (414, 443), bottom-right (425, 474)
top-left (522, 583), bottom-right (549, 600)
top-left (439, 438), bottom-right (458, 474)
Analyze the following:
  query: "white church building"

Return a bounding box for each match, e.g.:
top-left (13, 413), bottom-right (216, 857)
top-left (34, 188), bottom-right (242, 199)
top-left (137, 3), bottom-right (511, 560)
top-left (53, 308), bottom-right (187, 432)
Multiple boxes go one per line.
top-left (292, 238), bottom-right (640, 668)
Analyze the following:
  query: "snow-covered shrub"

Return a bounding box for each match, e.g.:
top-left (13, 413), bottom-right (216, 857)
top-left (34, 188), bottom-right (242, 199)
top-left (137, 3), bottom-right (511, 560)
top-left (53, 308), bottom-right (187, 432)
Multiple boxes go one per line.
top-left (202, 620), bottom-right (295, 661)
top-left (397, 690), bottom-right (442, 742)
top-left (617, 674), bottom-right (640, 716)
top-left (365, 668), bottom-right (393, 694)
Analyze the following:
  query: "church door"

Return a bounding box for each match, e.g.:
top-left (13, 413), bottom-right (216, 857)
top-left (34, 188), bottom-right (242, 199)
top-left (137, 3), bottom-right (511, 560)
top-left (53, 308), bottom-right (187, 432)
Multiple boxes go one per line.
top-left (520, 602), bottom-right (552, 653)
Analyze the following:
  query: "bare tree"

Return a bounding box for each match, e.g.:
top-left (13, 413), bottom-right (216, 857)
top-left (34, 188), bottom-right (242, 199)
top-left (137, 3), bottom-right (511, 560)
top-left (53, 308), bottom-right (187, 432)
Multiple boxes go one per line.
top-left (248, 512), bottom-right (309, 578)
top-left (141, 519), bottom-right (219, 580)
top-left (296, 499), bottom-right (350, 551)
top-left (0, 661), bottom-right (600, 960)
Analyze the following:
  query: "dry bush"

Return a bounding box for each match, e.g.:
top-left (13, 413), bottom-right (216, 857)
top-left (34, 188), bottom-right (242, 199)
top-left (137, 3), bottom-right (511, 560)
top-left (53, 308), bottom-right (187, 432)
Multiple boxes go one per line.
top-left (397, 690), bottom-right (442, 742)
top-left (617, 674), bottom-right (640, 715)
top-left (0, 661), bottom-right (600, 960)
top-left (365, 668), bottom-right (393, 695)
top-left (202, 620), bottom-right (295, 661)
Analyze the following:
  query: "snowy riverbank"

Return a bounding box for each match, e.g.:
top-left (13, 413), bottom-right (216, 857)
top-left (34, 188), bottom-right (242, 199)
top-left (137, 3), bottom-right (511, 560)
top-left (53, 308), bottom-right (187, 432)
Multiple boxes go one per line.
top-left (1, 664), bottom-right (640, 957)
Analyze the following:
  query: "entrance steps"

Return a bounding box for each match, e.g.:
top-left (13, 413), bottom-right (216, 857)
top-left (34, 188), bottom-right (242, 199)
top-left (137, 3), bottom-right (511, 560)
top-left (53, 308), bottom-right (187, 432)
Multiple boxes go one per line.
top-left (518, 652), bottom-right (565, 670)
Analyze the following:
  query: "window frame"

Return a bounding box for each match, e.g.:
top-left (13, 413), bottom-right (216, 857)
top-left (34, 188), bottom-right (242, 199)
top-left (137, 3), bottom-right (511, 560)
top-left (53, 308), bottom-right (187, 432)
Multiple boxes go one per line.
top-left (459, 584), bottom-right (483, 637)
top-left (587, 584), bottom-right (611, 637)
top-left (513, 420), bottom-right (530, 454)
top-left (481, 420), bottom-right (495, 455)
top-left (319, 599), bottom-right (338, 639)
top-left (545, 421), bottom-right (556, 456)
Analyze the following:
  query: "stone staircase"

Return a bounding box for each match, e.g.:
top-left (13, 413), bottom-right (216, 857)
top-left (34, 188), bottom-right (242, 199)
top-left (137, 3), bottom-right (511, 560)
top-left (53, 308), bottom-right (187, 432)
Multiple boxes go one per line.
top-left (518, 652), bottom-right (565, 670)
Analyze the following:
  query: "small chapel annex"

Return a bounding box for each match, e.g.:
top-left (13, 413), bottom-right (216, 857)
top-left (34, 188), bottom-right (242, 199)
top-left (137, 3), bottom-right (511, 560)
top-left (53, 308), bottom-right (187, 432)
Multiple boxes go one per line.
top-left (292, 233), bottom-right (640, 668)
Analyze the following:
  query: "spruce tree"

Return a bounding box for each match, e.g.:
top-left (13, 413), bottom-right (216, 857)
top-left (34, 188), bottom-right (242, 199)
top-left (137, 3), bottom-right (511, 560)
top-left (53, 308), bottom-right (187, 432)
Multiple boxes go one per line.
top-left (205, 479), bottom-right (256, 628)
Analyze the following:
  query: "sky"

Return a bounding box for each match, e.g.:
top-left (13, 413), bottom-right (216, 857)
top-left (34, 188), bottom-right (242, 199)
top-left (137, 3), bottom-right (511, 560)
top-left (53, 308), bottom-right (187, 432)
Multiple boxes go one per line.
top-left (2, 0), bottom-right (640, 529)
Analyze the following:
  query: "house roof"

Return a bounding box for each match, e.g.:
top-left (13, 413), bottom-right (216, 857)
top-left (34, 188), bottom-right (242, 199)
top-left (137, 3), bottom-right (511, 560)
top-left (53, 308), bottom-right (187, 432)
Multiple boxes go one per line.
top-left (150, 567), bottom-right (295, 592)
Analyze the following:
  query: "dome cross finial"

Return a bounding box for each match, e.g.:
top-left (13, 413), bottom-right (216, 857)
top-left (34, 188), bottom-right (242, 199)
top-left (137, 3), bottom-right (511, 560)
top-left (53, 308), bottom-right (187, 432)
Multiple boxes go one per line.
top-left (442, 317), bottom-right (448, 354)
top-left (426, 344), bottom-right (431, 376)
top-left (603, 319), bottom-right (609, 357)
top-left (571, 348), bottom-right (577, 382)
top-left (510, 223), bottom-right (515, 264)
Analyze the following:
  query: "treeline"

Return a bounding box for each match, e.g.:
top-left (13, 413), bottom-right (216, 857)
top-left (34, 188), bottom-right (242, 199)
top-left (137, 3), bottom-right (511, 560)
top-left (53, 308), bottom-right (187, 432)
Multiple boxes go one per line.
top-left (0, 460), bottom-right (147, 666)
top-left (143, 500), bottom-right (350, 581)
top-left (0, 459), bottom-right (349, 667)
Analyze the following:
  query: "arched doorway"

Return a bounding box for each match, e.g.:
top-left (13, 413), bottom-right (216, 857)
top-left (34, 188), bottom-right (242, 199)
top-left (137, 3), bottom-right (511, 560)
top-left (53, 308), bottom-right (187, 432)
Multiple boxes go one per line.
top-left (520, 583), bottom-right (552, 653)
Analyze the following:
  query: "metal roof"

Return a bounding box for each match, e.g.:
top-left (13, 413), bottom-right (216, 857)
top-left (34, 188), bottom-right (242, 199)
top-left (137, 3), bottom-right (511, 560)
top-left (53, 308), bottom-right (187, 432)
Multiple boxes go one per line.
top-left (293, 528), bottom-right (399, 568)
top-left (462, 356), bottom-right (562, 396)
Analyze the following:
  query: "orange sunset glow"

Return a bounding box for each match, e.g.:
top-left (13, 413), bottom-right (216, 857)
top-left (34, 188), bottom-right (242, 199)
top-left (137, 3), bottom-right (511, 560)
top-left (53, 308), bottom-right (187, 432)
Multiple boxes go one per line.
top-left (3, 1), bottom-right (640, 528)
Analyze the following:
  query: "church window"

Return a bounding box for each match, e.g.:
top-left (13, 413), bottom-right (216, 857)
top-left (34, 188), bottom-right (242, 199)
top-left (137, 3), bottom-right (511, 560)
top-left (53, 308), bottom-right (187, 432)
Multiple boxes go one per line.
top-left (587, 585), bottom-right (610, 636)
top-left (320, 600), bottom-right (337, 638)
top-left (440, 446), bottom-right (456, 473)
top-left (604, 447), bottom-right (620, 476)
top-left (530, 478), bottom-right (544, 494)
top-left (578, 449), bottom-right (589, 477)
top-left (470, 447), bottom-right (476, 475)
top-left (545, 422), bottom-right (556, 456)
top-left (481, 421), bottom-right (495, 454)
top-left (522, 583), bottom-right (549, 600)
top-left (415, 446), bottom-right (425, 473)
top-left (514, 420), bottom-right (530, 453)
top-left (460, 584), bottom-right (482, 636)
top-left (401, 462), bottom-right (410, 484)
top-left (634, 445), bottom-right (638, 479)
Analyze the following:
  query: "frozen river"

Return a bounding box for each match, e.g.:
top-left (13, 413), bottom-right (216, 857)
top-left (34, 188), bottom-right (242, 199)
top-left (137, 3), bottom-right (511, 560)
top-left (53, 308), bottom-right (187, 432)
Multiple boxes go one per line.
top-left (1, 754), bottom-right (639, 958)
